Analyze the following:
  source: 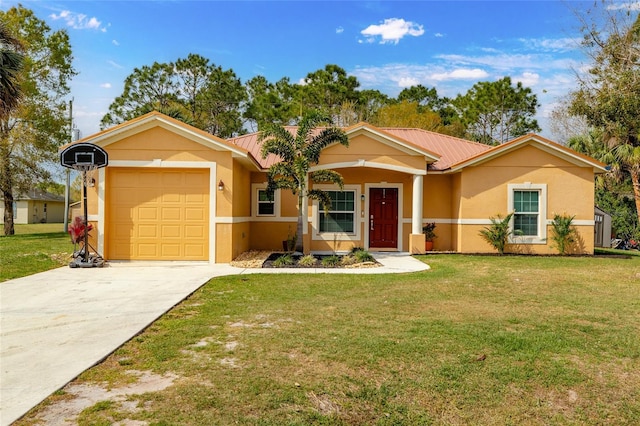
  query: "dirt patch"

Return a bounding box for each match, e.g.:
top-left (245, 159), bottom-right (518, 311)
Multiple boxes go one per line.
top-left (230, 251), bottom-right (273, 268)
top-left (32, 370), bottom-right (178, 425)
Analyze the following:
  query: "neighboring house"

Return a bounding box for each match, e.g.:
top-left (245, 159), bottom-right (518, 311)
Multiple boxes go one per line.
top-left (0, 189), bottom-right (65, 224)
top-left (594, 206), bottom-right (613, 248)
top-left (71, 112), bottom-right (607, 263)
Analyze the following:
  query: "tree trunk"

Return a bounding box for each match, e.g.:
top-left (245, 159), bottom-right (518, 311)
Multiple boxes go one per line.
top-left (295, 195), bottom-right (304, 253)
top-left (0, 137), bottom-right (15, 235)
top-left (3, 190), bottom-right (14, 236)
top-left (631, 166), bottom-right (640, 227)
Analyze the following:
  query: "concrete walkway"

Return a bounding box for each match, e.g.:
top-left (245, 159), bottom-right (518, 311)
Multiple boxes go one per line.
top-left (0, 254), bottom-right (428, 425)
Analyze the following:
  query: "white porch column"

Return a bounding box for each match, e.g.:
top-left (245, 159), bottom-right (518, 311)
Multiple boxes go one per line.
top-left (412, 174), bottom-right (423, 234)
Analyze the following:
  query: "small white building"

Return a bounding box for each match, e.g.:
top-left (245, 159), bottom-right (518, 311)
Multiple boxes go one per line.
top-left (594, 206), bottom-right (613, 248)
top-left (0, 189), bottom-right (66, 224)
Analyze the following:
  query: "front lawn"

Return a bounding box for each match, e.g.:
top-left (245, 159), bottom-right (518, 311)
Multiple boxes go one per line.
top-left (18, 254), bottom-right (640, 425)
top-left (0, 224), bottom-right (72, 282)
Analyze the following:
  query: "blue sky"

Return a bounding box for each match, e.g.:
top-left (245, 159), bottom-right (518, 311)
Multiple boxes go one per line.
top-left (1, 0), bottom-right (625, 138)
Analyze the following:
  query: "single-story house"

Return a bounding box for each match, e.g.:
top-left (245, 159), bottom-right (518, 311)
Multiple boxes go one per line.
top-left (71, 111), bottom-right (607, 263)
top-left (0, 189), bottom-right (65, 224)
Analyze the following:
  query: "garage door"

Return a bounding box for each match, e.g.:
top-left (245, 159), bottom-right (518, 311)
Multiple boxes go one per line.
top-left (106, 168), bottom-right (210, 260)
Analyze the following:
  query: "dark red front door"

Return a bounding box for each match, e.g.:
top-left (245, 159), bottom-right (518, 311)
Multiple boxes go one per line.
top-left (369, 188), bottom-right (398, 248)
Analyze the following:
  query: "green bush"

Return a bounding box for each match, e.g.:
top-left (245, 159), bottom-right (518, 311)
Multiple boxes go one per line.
top-left (273, 253), bottom-right (295, 267)
top-left (479, 213), bottom-right (515, 255)
top-left (550, 213), bottom-right (577, 255)
top-left (354, 250), bottom-right (375, 263)
top-left (298, 254), bottom-right (318, 267)
top-left (321, 255), bottom-right (341, 267)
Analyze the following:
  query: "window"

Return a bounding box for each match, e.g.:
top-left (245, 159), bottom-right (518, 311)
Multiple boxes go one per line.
top-left (513, 190), bottom-right (538, 236)
top-left (319, 191), bottom-right (355, 233)
top-left (507, 183), bottom-right (547, 244)
top-left (257, 189), bottom-right (274, 216)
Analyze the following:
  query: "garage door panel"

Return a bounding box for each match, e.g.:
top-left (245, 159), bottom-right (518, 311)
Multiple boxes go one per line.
top-left (184, 244), bottom-right (204, 257)
top-left (137, 224), bottom-right (158, 238)
top-left (138, 207), bottom-right (159, 221)
top-left (185, 225), bottom-right (205, 238)
top-left (160, 192), bottom-right (181, 203)
top-left (184, 208), bottom-right (205, 221)
top-left (138, 244), bottom-right (159, 257)
top-left (161, 225), bottom-right (181, 238)
top-left (161, 207), bottom-right (182, 221)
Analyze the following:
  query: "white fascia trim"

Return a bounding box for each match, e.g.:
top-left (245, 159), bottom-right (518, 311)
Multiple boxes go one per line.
top-left (100, 160), bottom-right (217, 264)
top-left (507, 183), bottom-right (547, 244)
top-left (415, 218), bottom-right (595, 226)
top-left (310, 160), bottom-right (426, 176)
top-left (251, 183), bottom-right (281, 218)
top-left (364, 182), bottom-right (404, 250)
top-left (217, 216), bottom-right (298, 224)
top-left (311, 184), bottom-right (362, 242)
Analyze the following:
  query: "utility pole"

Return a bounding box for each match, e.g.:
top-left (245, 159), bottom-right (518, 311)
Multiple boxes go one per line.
top-left (63, 99), bottom-right (73, 232)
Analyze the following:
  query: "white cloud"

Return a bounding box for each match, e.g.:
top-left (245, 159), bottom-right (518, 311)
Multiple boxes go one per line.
top-left (50, 10), bottom-right (106, 31)
top-left (519, 37), bottom-right (582, 52)
top-left (513, 72), bottom-right (540, 87)
top-left (397, 76), bottom-right (420, 87)
top-left (430, 68), bottom-right (489, 81)
top-left (336, 26), bottom-right (344, 34)
top-left (100, 83), bottom-right (112, 89)
top-left (434, 33), bottom-right (444, 38)
top-left (112, 40), bottom-right (119, 46)
top-left (360, 18), bottom-right (424, 44)
top-left (107, 60), bottom-right (123, 69)
top-left (606, 1), bottom-right (640, 11)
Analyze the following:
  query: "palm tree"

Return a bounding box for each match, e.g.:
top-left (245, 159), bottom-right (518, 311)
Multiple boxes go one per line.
top-left (258, 110), bottom-right (348, 252)
top-left (0, 21), bottom-right (24, 120)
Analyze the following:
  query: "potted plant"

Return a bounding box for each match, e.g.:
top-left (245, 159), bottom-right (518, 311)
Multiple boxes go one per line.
top-left (422, 222), bottom-right (437, 251)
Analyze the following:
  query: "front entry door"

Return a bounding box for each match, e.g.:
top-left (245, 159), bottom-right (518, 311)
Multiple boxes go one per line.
top-left (369, 188), bottom-right (398, 249)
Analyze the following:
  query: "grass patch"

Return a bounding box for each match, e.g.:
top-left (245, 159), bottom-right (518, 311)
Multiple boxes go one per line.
top-left (17, 254), bottom-right (640, 425)
top-left (0, 226), bottom-right (73, 282)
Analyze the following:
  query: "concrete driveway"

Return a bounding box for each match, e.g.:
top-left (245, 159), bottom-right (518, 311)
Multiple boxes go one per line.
top-left (0, 254), bottom-right (428, 425)
top-left (0, 262), bottom-right (235, 425)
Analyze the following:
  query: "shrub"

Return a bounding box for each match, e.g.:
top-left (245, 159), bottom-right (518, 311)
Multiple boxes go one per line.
top-left (479, 213), bottom-right (515, 255)
top-left (321, 255), bottom-right (341, 267)
top-left (298, 254), bottom-right (318, 267)
top-left (273, 253), bottom-right (295, 267)
top-left (354, 250), bottom-right (375, 263)
top-left (340, 255), bottom-right (357, 266)
top-left (550, 213), bottom-right (577, 255)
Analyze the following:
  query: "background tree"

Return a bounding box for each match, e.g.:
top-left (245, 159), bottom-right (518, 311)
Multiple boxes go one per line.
top-left (568, 6), bottom-right (640, 227)
top-left (453, 76), bottom-right (540, 145)
top-left (1, 5), bottom-right (76, 235)
top-left (101, 54), bottom-right (246, 137)
top-left (244, 75), bottom-right (297, 131)
top-left (371, 101), bottom-right (444, 132)
top-left (258, 110), bottom-right (348, 252)
top-left (298, 65), bottom-right (360, 119)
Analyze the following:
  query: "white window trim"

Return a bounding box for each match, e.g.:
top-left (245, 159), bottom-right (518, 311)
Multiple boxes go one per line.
top-left (311, 184), bottom-right (361, 242)
top-left (508, 183), bottom-right (547, 244)
top-left (252, 183), bottom-right (280, 218)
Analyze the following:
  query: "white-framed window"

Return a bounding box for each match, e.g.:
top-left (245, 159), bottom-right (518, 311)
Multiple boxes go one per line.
top-left (312, 184), bottom-right (361, 241)
top-left (319, 190), bottom-right (356, 233)
top-left (252, 183), bottom-right (280, 218)
top-left (508, 183), bottom-right (547, 244)
top-left (257, 189), bottom-right (275, 216)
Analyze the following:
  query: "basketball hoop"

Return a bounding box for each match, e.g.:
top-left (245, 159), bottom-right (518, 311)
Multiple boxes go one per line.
top-left (60, 143), bottom-right (108, 268)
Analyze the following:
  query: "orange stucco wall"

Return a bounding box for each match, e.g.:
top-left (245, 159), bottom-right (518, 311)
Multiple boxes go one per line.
top-left (455, 145), bottom-right (595, 254)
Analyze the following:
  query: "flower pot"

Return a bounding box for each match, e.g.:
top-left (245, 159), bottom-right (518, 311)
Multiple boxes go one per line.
top-left (425, 241), bottom-right (434, 251)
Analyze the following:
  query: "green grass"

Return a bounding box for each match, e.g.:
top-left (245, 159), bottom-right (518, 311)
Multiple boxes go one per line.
top-left (0, 223), bottom-right (73, 281)
top-left (17, 254), bottom-right (640, 425)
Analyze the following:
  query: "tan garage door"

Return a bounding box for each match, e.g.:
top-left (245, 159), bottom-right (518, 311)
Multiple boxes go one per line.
top-left (106, 168), bottom-right (209, 260)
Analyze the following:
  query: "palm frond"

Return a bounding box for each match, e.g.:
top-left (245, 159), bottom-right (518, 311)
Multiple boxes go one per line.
top-left (308, 188), bottom-right (333, 212)
top-left (310, 169), bottom-right (344, 188)
top-left (304, 128), bottom-right (349, 163)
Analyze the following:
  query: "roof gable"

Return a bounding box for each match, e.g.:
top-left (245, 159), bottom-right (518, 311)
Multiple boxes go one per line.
top-left (69, 112), bottom-right (261, 170)
top-left (448, 134), bottom-right (609, 173)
